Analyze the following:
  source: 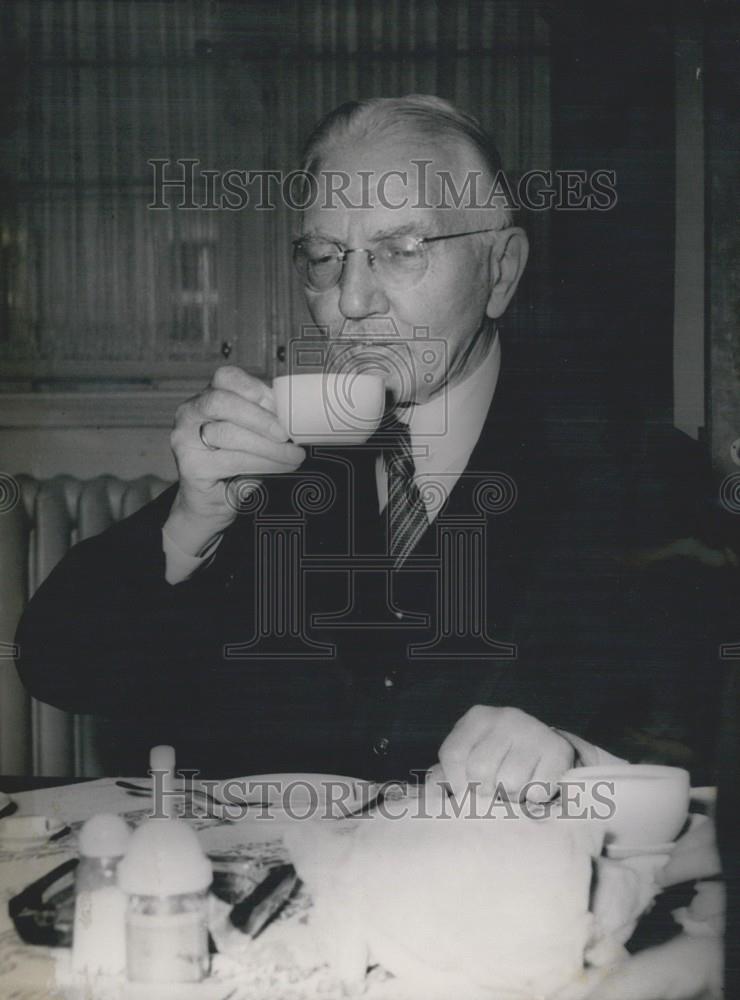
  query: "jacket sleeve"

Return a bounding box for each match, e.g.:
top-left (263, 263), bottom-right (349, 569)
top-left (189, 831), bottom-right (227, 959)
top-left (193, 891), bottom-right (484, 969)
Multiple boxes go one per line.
top-left (14, 485), bottom-right (254, 719)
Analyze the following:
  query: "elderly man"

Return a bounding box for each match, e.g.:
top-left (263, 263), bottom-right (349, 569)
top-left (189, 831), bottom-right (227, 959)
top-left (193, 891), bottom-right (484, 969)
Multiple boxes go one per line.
top-left (16, 96), bottom-right (661, 788)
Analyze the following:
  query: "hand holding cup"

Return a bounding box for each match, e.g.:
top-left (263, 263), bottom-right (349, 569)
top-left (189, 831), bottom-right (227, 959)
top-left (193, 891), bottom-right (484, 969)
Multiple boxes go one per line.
top-left (166, 365), bottom-right (306, 554)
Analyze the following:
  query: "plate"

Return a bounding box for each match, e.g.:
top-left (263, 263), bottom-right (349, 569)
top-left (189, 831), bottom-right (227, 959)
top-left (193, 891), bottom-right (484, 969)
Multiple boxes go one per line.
top-left (605, 841), bottom-right (677, 860)
top-left (214, 773), bottom-right (379, 820)
top-left (0, 813), bottom-right (68, 848)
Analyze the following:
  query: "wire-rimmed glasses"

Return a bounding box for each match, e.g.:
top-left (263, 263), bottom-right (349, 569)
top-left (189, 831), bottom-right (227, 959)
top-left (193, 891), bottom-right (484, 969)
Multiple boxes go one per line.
top-left (292, 227), bottom-right (498, 292)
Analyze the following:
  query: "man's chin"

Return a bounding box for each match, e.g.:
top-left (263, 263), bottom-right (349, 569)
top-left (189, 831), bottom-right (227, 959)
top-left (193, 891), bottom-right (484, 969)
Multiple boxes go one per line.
top-left (385, 379), bottom-right (438, 408)
top-left (383, 376), bottom-right (415, 407)
top-left (325, 348), bottom-right (436, 405)
top-left (336, 361), bottom-right (411, 405)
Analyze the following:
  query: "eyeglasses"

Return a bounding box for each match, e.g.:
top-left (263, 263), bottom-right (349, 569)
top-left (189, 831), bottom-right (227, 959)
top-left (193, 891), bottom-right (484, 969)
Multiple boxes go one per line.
top-left (292, 228), bottom-right (498, 292)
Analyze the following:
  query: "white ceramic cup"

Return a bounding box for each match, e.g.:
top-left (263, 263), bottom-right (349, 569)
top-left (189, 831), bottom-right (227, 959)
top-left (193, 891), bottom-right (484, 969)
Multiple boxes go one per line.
top-left (559, 764), bottom-right (690, 848)
top-left (273, 372), bottom-right (385, 445)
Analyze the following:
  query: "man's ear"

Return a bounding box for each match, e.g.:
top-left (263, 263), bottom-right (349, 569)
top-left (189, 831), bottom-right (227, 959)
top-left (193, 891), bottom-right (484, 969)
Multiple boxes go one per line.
top-left (485, 227), bottom-right (529, 319)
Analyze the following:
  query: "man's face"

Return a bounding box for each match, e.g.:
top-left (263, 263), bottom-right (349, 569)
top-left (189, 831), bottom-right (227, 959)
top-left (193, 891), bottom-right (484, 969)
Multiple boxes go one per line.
top-left (299, 136), bottom-right (497, 405)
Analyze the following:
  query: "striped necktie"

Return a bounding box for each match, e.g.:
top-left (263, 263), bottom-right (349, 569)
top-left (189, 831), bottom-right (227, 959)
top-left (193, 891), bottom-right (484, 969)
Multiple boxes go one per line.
top-left (381, 412), bottom-right (429, 568)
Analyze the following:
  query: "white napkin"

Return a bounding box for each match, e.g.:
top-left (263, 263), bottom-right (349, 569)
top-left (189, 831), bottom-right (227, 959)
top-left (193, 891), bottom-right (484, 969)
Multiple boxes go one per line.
top-left (282, 799), bottom-right (604, 998)
top-left (587, 852), bottom-right (672, 967)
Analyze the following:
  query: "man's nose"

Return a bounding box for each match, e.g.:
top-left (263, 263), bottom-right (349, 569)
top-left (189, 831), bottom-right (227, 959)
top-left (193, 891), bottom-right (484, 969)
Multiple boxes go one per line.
top-left (338, 250), bottom-right (390, 319)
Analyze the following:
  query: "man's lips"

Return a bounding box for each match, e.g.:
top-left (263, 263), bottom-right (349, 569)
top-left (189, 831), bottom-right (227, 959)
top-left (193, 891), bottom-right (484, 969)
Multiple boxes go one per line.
top-left (340, 338), bottom-right (408, 348)
top-left (344, 340), bottom-right (395, 348)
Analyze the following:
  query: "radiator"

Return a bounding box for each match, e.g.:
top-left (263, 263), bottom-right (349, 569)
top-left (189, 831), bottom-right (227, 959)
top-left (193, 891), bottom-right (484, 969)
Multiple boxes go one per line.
top-left (0, 475), bottom-right (171, 776)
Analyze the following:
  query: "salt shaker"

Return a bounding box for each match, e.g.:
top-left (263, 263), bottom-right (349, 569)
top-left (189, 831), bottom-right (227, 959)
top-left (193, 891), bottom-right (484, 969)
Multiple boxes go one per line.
top-left (72, 813), bottom-right (131, 977)
top-left (117, 817), bottom-right (213, 983)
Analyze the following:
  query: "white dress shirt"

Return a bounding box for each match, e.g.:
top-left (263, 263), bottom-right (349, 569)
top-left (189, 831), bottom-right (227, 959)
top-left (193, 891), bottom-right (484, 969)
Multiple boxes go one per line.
top-left (375, 332), bottom-right (501, 521)
top-left (162, 524), bottom-right (222, 585)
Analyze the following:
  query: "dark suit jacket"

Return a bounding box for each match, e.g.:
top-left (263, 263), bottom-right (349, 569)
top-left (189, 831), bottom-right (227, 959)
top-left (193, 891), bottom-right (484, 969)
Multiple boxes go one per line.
top-left (15, 370), bottom-right (726, 780)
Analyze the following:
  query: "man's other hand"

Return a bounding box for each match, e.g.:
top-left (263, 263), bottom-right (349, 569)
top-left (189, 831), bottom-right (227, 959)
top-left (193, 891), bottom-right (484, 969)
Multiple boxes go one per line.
top-left (166, 365), bottom-right (306, 554)
top-left (434, 705), bottom-right (576, 803)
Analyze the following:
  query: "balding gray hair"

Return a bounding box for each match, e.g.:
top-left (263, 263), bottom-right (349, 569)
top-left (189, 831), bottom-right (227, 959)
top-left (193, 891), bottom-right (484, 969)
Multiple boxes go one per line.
top-left (300, 94), bottom-right (512, 224)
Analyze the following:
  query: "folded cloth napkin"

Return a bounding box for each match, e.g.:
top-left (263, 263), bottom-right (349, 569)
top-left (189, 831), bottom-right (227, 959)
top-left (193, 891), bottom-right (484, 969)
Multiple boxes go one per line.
top-left (587, 852), bottom-right (672, 967)
top-left (280, 795), bottom-right (604, 999)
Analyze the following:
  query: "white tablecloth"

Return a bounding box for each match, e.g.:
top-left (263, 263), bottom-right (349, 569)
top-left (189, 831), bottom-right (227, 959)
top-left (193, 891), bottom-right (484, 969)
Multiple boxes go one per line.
top-left (0, 779), bottom-right (724, 1000)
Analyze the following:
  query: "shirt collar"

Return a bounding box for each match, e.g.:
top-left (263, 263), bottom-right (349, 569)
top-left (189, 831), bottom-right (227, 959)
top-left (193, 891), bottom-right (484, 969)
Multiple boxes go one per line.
top-left (402, 330), bottom-right (501, 477)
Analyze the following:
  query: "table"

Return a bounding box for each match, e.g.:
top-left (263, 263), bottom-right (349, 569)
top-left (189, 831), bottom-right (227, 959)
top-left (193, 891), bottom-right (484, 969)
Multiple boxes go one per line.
top-left (0, 778), bottom-right (724, 1000)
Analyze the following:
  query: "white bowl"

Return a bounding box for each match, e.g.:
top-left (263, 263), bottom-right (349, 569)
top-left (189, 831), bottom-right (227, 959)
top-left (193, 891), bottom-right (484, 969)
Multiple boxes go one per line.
top-left (559, 764), bottom-right (690, 847)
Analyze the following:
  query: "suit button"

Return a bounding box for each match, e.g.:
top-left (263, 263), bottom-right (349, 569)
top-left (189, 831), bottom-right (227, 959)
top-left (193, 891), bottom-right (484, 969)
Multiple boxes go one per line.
top-left (372, 736), bottom-right (391, 757)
